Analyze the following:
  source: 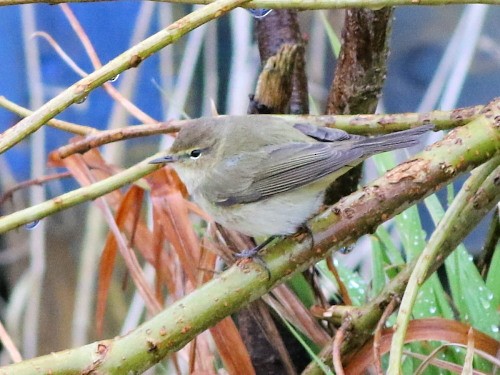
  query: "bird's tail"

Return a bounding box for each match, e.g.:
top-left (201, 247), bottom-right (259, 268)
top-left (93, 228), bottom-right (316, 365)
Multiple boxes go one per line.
top-left (355, 125), bottom-right (434, 155)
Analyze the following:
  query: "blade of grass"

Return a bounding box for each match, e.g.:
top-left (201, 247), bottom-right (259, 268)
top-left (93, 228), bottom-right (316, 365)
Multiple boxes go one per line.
top-left (425, 193), bottom-right (499, 339)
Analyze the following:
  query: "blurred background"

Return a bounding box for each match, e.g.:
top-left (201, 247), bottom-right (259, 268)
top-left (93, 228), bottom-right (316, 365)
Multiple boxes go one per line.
top-left (0, 1), bottom-right (498, 363)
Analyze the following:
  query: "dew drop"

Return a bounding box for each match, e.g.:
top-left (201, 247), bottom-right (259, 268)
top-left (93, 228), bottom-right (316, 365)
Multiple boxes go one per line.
top-left (75, 95), bottom-right (88, 104)
top-left (339, 245), bottom-right (354, 254)
top-left (349, 280), bottom-right (360, 289)
top-left (25, 220), bottom-right (40, 230)
top-left (109, 74), bottom-right (120, 82)
top-left (429, 306), bottom-right (437, 314)
top-left (480, 298), bottom-right (491, 310)
top-left (491, 325), bottom-right (499, 333)
top-left (247, 9), bottom-right (273, 18)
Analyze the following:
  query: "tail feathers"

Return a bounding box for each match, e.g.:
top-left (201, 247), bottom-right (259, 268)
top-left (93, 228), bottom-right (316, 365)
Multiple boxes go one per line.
top-left (356, 125), bottom-right (434, 154)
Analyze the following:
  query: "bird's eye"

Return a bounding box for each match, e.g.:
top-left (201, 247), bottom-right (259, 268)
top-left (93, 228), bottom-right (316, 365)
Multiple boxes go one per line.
top-left (189, 149), bottom-right (202, 159)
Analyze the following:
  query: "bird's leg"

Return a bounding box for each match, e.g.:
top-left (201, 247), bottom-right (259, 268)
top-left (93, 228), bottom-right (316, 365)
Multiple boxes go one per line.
top-left (234, 236), bottom-right (279, 280)
top-left (293, 223), bottom-right (315, 252)
top-left (234, 235), bottom-right (279, 259)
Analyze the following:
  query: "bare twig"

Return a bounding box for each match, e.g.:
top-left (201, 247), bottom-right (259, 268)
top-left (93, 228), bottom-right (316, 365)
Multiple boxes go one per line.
top-left (59, 3), bottom-right (158, 124)
top-left (373, 297), bottom-right (398, 374)
top-left (57, 122), bottom-right (181, 158)
top-left (0, 320), bottom-right (22, 363)
top-left (326, 257), bottom-right (352, 305)
top-left (0, 172), bottom-right (72, 206)
top-left (332, 317), bottom-right (351, 375)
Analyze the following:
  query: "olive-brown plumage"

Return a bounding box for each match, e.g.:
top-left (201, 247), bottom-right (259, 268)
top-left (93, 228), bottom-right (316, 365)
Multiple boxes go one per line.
top-left (151, 116), bottom-right (432, 237)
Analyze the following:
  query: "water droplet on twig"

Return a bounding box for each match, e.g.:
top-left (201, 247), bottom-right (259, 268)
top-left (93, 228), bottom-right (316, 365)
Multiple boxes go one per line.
top-left (247, 9), bottom-right (273, 19)
top-left (75, 95), bottom-right (87, 104)
top-left (25, 220), bottom-right (40, 230)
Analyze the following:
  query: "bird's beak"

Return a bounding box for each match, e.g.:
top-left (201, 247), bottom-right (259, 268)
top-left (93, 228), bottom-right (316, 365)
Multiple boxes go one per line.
top-left (149, 155), bottom-right (178, 164)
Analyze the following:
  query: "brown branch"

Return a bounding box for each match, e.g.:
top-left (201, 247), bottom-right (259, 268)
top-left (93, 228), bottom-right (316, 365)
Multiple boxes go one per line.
top-left (373, 296), bottom-right (398, 374)
top-left (332, 317), bottom-right (351, 375)
top-left (253, 9), bottom-right (309, 114)
top-left (57, 122), bottom-right (181, 158)
top-left (0, 172), bottom-right (72, 206)
top-left (324, 7), bottom-right (394, 205)
top-left (249, 44), bottom-right (299, 114)
top-left (326, 256), bottom-right (353, 305)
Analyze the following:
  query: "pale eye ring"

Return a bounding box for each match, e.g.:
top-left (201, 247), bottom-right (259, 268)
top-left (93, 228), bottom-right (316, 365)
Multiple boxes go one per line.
top-left (189, 149), bottom-right (202, 159)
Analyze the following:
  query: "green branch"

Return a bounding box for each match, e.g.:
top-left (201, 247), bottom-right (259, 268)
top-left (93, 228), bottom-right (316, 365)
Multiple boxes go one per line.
top-left (0, 0), bottom-right (498, 8)
top-left (0, 99), bottom-right (498, 375)
top-left (0, 0), bottom-right (251, 154)
top-left (278, 104), bottom-right (483, 134)
top-left (0, 156), bottom-right (163, 234)
top-left (0, 96), bottom-right (95, 135)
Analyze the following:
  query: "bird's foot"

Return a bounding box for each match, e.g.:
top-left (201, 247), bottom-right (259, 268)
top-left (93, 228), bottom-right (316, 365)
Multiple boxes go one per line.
top-left (234, 235), bottom-right (278, 279)
top-left (292, 224), bottom-right (315, 251)
top-left (234, 235), bottom-right (278, 259)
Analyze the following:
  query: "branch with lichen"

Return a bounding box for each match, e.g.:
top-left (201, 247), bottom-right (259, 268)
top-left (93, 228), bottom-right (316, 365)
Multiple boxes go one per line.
top-left (0, 97), bottom-right (498, 375)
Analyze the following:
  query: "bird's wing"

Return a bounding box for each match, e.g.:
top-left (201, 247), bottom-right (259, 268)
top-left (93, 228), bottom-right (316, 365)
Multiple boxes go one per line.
top-left (293, 123), bottom-right (365, 142)
top-left (201, 142), bottom-right (364, 206)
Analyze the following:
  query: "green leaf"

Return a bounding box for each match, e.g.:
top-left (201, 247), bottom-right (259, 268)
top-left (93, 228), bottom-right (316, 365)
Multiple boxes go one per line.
top-left (319, 11), bottom-right (341, 58)
top-left (316, 258), bottom-right (367, 306)
top-left (485, 240), bottom-right (500, 309)
top-left (286, 273), bottom-right (316, 308)
top-left (371, 235), bottom-right (386, 297)
top-left (424, 194), bottom-right (499, 339)
top-left (373, 153), bottom-right (453, 320)
top-left (280, 316), bottom-right (333, 375)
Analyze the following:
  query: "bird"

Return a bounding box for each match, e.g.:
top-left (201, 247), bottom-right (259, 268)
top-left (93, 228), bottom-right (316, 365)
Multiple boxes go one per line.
top-left (150, 115), bottom-right (433, 238)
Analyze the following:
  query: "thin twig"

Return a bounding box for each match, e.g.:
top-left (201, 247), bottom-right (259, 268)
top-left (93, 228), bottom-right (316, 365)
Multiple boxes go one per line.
top-left (1, 93), bottom-right (483, 139)
top-left (0, 171), bottom-right (72, 206)
top-left (57, 121), bottom-right (181, 158)
top-left (326, 256), bottom-right (352, 305)
top-left (32, 31), bottom-right (88, 77)
top-left (373, 297), bottom-right (398, 374)
top-left (332, 317), bottom-right (351, 375)
top-left (0, 96), bottom-right (95, 135)
top-left (59, 3), bottom-right (158, 125)
top-left (0, 320), bottom-right (22, 363)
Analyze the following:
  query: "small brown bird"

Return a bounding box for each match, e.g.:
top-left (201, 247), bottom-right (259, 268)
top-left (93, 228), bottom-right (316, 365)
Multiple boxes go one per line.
top-left (151, 116), bottom-right (432, 237)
